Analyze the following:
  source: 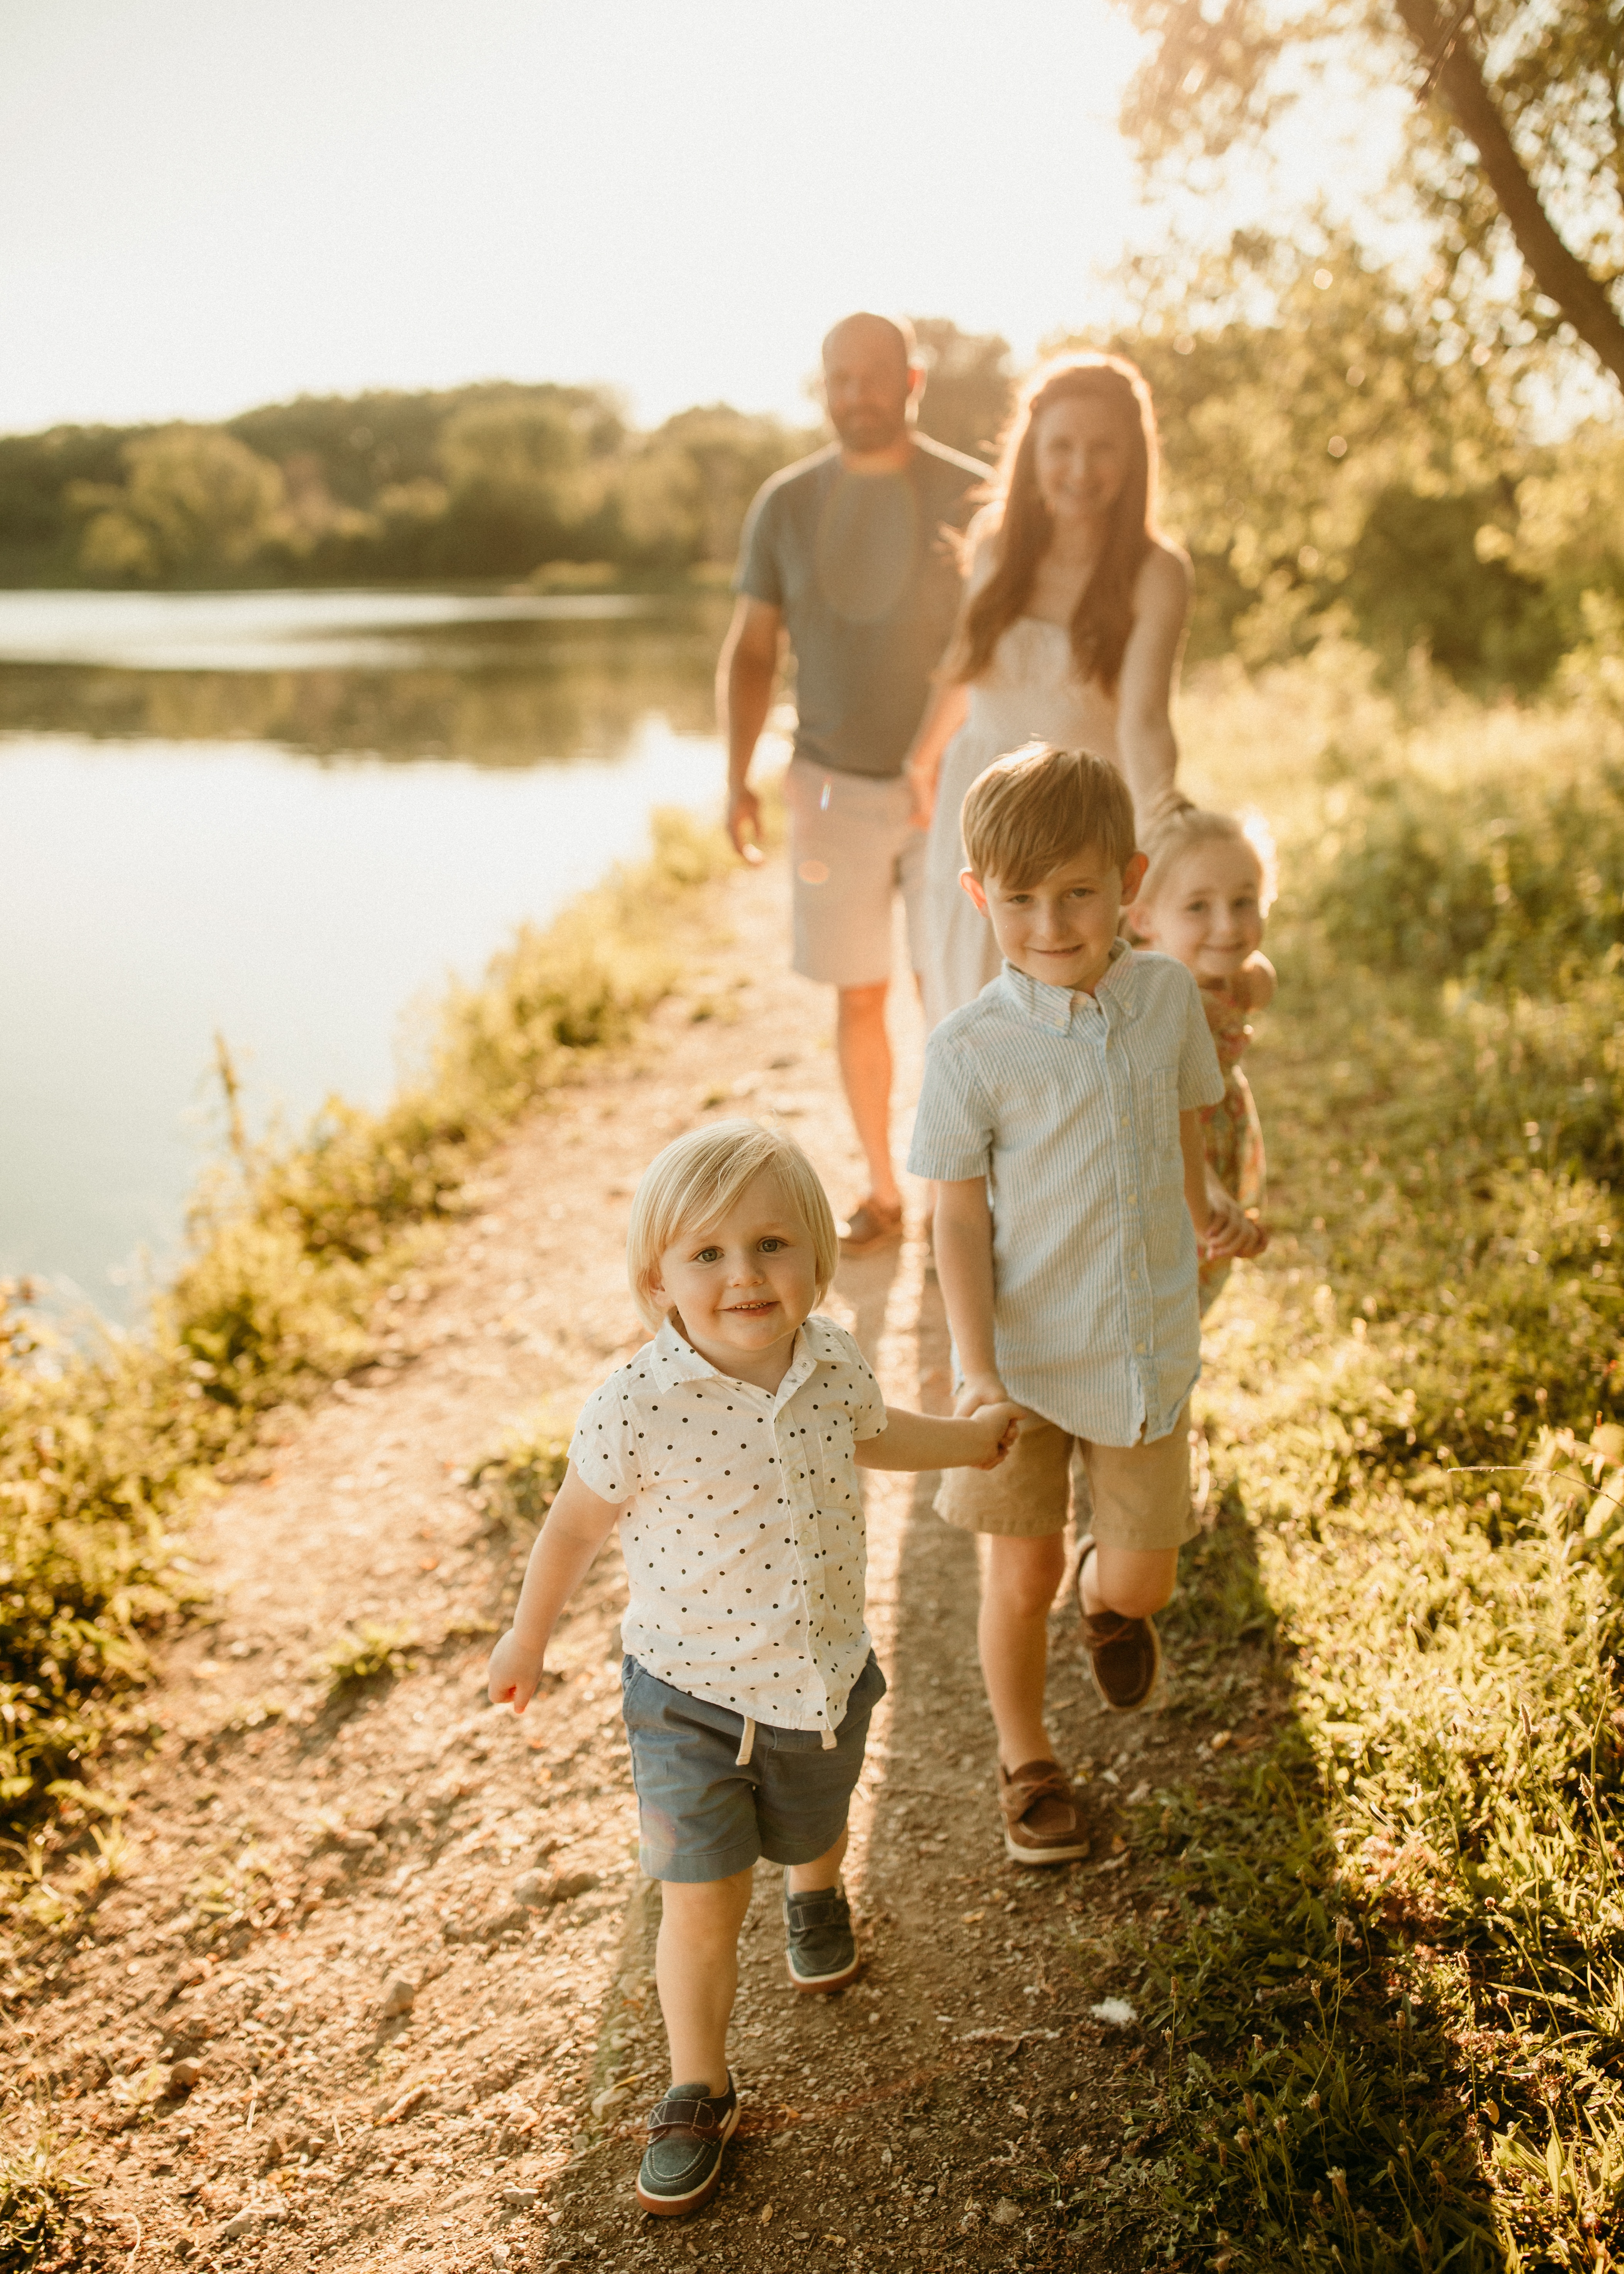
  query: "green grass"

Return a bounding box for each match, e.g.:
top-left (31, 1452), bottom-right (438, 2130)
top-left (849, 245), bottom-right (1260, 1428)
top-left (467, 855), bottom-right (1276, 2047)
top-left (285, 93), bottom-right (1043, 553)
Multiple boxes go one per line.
top-left (1076, 648), bottom-right (1624, 2267)
top-left (0, 810), bottom-right (730, 1938)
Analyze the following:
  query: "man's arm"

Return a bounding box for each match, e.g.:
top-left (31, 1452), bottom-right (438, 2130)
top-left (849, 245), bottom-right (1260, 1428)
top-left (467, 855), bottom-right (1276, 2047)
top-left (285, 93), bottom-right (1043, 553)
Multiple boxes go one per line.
top-left (717, 595), bottom-right (782, 864)
top-left (932, 1176), bottom-right (1005, 1412)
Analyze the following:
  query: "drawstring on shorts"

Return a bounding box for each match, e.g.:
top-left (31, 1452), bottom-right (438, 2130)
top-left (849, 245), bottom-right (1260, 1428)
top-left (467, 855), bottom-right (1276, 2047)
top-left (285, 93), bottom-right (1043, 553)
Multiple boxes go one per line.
top-left (734, 1718), bottom-right (837, 1764)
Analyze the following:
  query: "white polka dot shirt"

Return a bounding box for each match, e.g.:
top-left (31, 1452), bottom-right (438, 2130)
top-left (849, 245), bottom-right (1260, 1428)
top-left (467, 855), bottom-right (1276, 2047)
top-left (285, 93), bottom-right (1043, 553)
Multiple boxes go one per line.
top-left (569, 1314), bottom-right (884, 1734)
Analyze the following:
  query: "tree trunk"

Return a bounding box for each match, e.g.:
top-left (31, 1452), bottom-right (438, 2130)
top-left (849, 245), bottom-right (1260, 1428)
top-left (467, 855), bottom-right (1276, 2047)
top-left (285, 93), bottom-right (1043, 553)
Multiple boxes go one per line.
top-left (1392, 0), bottom-right (1624, 392)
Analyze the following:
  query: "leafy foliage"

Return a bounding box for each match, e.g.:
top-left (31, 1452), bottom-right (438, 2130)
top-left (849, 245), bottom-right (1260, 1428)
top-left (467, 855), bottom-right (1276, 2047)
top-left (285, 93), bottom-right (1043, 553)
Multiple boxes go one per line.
top-left (1114, 0), bottom-right (1624, 392)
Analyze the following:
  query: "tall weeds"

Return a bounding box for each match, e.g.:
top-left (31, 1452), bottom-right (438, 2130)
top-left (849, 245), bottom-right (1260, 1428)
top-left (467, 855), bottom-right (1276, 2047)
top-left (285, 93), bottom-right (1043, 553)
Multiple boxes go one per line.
top-left (1101, 656), bottom-right (1624, 2266)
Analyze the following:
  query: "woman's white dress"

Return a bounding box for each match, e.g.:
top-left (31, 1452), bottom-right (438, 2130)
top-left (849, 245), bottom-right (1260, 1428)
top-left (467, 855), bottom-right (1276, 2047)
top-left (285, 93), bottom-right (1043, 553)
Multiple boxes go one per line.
top-left (921, 616), bottom-right (1094, 1032)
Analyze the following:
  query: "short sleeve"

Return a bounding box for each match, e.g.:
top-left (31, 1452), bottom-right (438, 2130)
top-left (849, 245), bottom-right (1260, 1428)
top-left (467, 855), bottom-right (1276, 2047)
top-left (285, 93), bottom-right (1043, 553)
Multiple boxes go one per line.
top-left (568, 1374), bottom-right (642, 1507)
top-left (735, 483), bottom-right (783, 607)
top-left (833, 1329), bottom-right (886, 1442)
top-left (1176, 969), bottom-right (1227, 1111)
top-left (906, 1031), bottom-right (994, 1183)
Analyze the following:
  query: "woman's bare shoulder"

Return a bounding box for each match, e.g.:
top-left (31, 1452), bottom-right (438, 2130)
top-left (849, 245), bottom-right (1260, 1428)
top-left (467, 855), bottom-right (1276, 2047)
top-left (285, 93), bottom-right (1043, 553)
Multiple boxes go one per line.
top-left (1139, 533), bottom-right (1193, 591)
top-left (1132, 536), bottom-right (1193, 623)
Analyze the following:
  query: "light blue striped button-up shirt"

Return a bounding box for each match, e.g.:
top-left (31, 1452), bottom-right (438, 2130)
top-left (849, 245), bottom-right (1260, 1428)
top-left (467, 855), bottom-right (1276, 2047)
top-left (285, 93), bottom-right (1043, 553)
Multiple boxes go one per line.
top-left (907, 941), bottom-right (1225, 1447)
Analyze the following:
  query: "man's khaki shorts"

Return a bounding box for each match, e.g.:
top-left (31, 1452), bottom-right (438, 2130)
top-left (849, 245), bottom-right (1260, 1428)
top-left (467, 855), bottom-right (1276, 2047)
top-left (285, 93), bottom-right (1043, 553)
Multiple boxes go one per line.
top-left (784, 756), bottom-right (926, 989)
top-left (937, 1403), bottom-right (1198, 1551)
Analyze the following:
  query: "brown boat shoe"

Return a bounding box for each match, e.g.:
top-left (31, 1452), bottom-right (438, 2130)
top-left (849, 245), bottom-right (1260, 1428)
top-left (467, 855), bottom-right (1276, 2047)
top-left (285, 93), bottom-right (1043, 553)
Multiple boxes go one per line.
top-left (996, 1757), bottom-right (1090, 1866)
top-left (1076, 1539), bottom-right (1162, 1712)
top-left (838, 1197), bottom-right (904, 1258)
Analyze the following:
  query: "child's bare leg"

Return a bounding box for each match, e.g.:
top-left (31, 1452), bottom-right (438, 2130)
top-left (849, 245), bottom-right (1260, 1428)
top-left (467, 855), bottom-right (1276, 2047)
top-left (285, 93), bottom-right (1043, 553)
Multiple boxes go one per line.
top-left (978, 1532), bottom-right (1068, 1766)
top-left (785, 1825), bottom-right (846, 1895)
top-left (656, 1868), bottom-right (754, 2091)
top-left (1080, 1542), bottom-right (1179, 1621)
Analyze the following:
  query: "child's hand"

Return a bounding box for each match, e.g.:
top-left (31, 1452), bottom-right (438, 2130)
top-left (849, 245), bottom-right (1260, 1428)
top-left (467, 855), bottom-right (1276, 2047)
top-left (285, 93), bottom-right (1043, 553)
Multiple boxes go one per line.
top-left (954, 1371), bottom-right (1010, 1417)
top-left (487, 1628), bottom-right (547, 1714)
top-left (967, 1400), bottom-right (1022, 1470)
top-left (1202, 1191), bottom-right (1269, 1260)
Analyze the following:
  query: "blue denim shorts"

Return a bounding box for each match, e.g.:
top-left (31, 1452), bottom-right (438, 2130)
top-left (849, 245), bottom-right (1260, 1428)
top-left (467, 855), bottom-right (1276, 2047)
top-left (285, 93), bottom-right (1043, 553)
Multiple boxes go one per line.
top-left (620, 1652), bottom-right (886, 1884)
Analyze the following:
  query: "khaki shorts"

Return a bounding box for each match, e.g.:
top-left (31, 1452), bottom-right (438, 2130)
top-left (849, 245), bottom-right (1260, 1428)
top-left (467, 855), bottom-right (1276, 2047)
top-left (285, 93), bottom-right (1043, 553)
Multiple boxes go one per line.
top-left (784, 756), bottom-right (926, 989)
top-left (937, 1403), bottom-right (1198, 1551)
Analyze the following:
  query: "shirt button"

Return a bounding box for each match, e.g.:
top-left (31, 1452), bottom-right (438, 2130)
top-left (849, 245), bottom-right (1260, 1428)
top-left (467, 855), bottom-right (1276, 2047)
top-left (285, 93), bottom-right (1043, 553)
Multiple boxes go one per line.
top-left (1127, 1192), bottom-right (1137, 1205)
top-left (1135, 1341), bottom-right (1147, 1353)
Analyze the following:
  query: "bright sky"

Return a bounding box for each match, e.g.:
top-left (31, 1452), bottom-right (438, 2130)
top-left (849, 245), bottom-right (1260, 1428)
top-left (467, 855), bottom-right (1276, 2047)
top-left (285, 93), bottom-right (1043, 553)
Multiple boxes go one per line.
top-left (0, 0), bottom-right (1403, 436)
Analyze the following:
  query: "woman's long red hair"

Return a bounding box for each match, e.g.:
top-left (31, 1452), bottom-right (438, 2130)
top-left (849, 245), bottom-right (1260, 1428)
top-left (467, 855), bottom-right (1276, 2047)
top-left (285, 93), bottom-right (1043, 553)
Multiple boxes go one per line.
top-left (955, 351), bottom-right (1161, 696)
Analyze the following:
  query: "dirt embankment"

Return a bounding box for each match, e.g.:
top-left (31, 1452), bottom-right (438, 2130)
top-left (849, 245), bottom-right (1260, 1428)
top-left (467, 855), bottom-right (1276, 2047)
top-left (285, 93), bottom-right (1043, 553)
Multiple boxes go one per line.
top-left (9, 859), bottom-right (1255, 2272)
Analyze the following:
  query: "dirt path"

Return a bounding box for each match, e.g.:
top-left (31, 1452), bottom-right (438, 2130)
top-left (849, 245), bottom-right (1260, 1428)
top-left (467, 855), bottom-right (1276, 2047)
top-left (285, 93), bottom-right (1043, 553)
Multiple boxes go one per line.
top-left (11, 857), bottom-right (1239, 2272)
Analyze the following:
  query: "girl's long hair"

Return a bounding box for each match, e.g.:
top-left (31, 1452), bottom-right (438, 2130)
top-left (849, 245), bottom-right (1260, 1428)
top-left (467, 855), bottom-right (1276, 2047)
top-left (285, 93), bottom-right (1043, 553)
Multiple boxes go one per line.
top-left (955, 351), bottom-right (1161, 697)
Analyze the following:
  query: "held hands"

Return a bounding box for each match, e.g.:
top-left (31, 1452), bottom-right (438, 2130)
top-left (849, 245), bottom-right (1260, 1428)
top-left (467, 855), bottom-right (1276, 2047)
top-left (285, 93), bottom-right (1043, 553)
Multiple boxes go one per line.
top-left (906, 764), bottom-right (936, 833)
top-left (487, 1627), bottom-right (548, 1716)
top-left (1200, 1185), bottom-right (1269, 1261)
top-left (726, 784), bottom-right (765, 866)
top-left (953, 1375), bottom-right (1023, 1469)
top-left (954, 1371), bottom-right (1010, 1420)
top-left (964, 1400), bottom-right (1022, 1470)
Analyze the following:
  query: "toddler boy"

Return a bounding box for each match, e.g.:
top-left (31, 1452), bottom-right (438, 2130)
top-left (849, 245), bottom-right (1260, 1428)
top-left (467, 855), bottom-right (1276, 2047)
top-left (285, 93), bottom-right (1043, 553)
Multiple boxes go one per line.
top-left (487, 1122), bottom-right (1018, 2215)
top-left (907, 745), bottom-right (1224, 1864)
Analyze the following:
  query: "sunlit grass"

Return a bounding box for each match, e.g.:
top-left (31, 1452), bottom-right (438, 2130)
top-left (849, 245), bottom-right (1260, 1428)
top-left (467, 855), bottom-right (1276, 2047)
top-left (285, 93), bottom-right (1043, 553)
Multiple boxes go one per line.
top-left (1066, 648), bottom-right (1624, 2268)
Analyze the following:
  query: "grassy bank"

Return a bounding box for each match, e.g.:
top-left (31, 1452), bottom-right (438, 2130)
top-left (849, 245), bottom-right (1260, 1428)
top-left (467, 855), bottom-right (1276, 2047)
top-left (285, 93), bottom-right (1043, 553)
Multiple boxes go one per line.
top-left (0, 810), bottom-right (729, 1941)
top-left (1081, 651), bottom-right (1624, 2267)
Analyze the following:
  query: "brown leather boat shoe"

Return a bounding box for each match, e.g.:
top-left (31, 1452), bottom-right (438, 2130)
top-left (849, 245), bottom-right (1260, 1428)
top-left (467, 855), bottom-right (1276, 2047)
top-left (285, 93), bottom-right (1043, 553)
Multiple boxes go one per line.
top-left (996, 1757), bottom-right (1090, 1865)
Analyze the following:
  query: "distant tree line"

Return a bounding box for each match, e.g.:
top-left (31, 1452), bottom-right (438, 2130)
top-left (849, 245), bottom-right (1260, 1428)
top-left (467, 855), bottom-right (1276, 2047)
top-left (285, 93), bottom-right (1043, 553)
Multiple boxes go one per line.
top-left (3, 292), bottom-right (1621, 690)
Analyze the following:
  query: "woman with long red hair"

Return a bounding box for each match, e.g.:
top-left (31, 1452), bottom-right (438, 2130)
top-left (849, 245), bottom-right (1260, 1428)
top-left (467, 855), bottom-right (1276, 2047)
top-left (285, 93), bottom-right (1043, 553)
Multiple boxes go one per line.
top-left (909, 351), bottom-right (1191, 1028)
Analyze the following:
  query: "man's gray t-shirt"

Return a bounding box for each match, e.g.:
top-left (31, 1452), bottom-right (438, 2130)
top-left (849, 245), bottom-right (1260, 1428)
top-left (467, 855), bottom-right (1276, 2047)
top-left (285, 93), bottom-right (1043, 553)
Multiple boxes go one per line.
top-left (736, 435), bottom-right (987, 780)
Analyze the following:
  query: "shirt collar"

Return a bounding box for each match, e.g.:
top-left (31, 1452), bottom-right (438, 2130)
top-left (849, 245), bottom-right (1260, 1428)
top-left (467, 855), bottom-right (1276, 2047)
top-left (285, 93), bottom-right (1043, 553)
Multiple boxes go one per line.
top-left (648, 1315), bottom-right (823, 1405)
top-left (995, 938), bottom-right (1137, 1032)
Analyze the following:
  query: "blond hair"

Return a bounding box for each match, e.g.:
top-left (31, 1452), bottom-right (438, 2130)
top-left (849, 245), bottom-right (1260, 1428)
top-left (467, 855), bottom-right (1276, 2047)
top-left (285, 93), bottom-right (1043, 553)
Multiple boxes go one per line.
top-left (1134, 805), bottom-right (1278, 923)
top-left (625, 1121), bottom-right (839, 1332)
top-left (960, 742), bottom-right (1137, 890)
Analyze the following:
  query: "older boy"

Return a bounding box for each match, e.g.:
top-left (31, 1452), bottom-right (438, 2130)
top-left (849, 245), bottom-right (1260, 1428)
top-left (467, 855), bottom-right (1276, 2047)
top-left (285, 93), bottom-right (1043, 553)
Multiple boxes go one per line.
top-left (907, 745), bottom-right (1224, 1865)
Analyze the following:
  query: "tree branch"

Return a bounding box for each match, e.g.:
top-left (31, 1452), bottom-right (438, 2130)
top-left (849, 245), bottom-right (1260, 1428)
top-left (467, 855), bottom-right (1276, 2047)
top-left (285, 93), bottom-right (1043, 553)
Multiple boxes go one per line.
top-left (1393, 0), bottom-right (1624, 390)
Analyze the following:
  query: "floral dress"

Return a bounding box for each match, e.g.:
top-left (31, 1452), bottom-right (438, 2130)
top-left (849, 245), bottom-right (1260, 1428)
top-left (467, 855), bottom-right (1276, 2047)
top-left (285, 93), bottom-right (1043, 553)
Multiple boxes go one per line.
top-left (1198, 978), bottom-right (1266, 1315)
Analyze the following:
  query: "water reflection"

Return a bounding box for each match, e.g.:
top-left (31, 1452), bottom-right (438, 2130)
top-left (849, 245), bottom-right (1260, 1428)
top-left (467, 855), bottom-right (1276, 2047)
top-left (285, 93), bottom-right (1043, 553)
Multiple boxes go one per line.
top-left (0, 590), bottom-right (738, 1322)
top-left (0, 590), bottom-right (726, 766)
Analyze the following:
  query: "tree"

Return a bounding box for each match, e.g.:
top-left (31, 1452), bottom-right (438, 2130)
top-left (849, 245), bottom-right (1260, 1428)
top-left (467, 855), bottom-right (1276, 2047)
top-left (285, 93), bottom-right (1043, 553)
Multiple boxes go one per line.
top-left (1076, 227), bottom-right (1569, 679)
top-left (910, 318), bottom-right (1017, 462)
top-left (69, 428), bottom-right (284, 582)
top-left (432, 388), bottom-right (623, 576)
top-left (1115, 0), bottom-right (1624, 393)
top-left (619, 407), bottom-right (808, 568)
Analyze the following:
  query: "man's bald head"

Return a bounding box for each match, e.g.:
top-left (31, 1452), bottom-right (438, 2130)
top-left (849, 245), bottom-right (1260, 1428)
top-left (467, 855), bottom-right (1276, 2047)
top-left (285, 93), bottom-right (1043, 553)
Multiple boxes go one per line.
top-left (820, 313), bottom-right (923, 460)
top-left (821, 311), bottom-right (918, 373)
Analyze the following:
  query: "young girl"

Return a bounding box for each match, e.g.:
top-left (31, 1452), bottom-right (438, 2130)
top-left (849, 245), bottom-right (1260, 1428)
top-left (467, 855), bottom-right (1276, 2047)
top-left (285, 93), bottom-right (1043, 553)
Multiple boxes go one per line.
top-left (1130, 808), bottom-right (1276, 1311)
top-left (487, 1121), bottom-right (1018, 2218)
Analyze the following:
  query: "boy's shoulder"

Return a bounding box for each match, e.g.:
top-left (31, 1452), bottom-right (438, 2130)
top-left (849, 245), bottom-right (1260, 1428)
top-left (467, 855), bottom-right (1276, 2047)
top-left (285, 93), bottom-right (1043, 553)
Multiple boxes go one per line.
top-left (925, 982), bottom-right (1018, 1057)
top-left (803, 1312), bottom-right (870, 1372)
top-left (1122, 944), bottom-right (1201, 998)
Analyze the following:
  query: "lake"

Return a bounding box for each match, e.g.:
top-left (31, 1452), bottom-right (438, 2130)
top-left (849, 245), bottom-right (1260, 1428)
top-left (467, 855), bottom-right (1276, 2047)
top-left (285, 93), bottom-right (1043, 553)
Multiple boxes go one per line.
top-left (0, 588), bottom-right (752, 1324)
